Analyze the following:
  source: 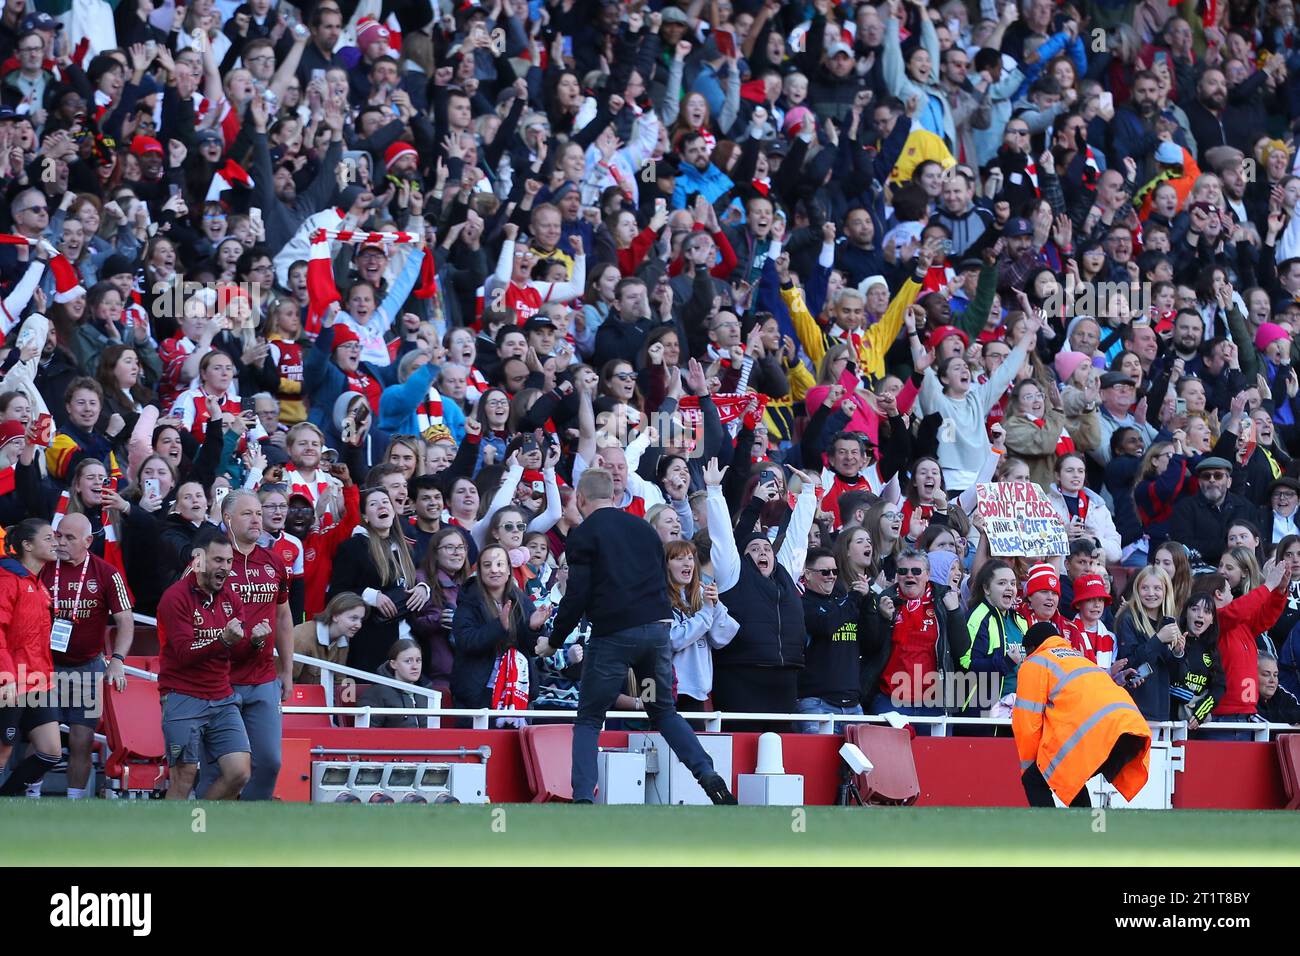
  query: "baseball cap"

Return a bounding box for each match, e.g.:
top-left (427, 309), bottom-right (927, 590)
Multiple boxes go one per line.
top-left (196, 129), bottom-right (224, 148)
top-left (523, 315), bottom-right (557, 332)
top-left (129, 135), bottom-right (163, 157)
top-left (828, 42), bottom-right (854, 57)
top-left (1003, 217), bottom-right (1032, 237)
top-left (21, 12), bottom-right (60, 32)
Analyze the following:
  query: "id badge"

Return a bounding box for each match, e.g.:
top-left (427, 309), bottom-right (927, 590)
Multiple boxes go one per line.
top-left (51, 619), bottom-right (73, 653)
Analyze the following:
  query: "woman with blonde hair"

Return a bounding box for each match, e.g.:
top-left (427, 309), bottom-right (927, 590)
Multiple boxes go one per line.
top-left (1218, 547), bottom-right (1264, 598)
top-left (666, 539), bottom-right (738, 711)
top-left (1115, 565), bottom-right (1185, 718)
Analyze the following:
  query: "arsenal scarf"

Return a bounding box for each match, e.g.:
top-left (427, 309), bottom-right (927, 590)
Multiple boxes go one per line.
top-left (306, 227), bottom-right (424, 336)
top-left (489, 647), bottom-right (530, 712)
top-left (417, 387), bottom-right (452, 443)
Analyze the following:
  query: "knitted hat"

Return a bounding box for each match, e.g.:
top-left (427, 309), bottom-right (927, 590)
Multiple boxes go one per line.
top-left (1054, 349), bottom-right (1091, 385)
top-left (356, 17), bottom-right (390, 51)
top-left (927, 324), bottom-right (969, 350)
top-left (331, 325), bottom-right (361, 351)
top-left (783, 105), bottom-right (812, 134)
top-left (0, 419), bottom-right (24, 453)
top-left (48, 253), bottom-right (85, 303)
top-left (1071, 573), bottom-right (1111, 607)
top-left (1025, 562), bottom-right (1060, 597)
top-left (1256, 322), bottom-right (1289, 351)
top-left (385, 140), bottom-right (417, 170)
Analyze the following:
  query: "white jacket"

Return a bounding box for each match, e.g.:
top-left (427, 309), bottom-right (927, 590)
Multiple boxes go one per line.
top-left (1047, 483), bottom-right (1121, 563)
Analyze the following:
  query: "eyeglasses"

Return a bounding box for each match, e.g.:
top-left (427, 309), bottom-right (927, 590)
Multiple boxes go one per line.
top-left (499, 522), bottom-right (526, 532)
top-left (438, 543), bottom-right (467, 553)
top-left (18, 45), bottom-right (42, 53)
top-left (262, 503), bottom-right (288, 511)
top-left (1201, 471), bottom-right (1230, 481)
top-left (812, 567), bottom-right (838, 577)
top-left (897, 567), bottom-right (926, 577)
top-left (20, 205), bottom-right (47, 214)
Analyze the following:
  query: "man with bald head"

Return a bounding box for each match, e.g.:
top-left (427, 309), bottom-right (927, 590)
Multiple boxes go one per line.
top-left (196, 490), bottom-right (292, 800)
top-left (36, 512), bottom-right (133, 798)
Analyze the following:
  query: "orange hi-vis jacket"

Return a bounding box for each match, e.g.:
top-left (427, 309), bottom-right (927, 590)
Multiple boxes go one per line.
top-left (1013, 636), bottom-right (1152, 804)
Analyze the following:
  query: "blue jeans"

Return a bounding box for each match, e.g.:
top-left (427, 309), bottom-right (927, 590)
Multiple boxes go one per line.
top-left (795, 696), bottom-right (863, 734)
top-left (572, 622), bottom-right (716, 802)
top-left (868, 692), bottom-right (944, 737)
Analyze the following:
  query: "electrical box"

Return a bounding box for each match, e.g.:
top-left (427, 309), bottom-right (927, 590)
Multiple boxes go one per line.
top-left (737, 773), bottom-right (804, 806)
top-left (595, 751), bottom-right (646, 804)
top-left (628, 733), bottom-right (733, 805)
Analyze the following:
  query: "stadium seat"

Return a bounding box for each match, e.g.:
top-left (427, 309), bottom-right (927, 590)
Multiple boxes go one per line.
top-left (283, 684), bottom-right (332, 729)
top-left (844, 723), bottom-right (920, 806)
top-left (102, 674), bottom-right (167, 795)
top-left (1275, 735), bottom-right (1300, 810)
top-left (520, 725), bottom-right (573, 802)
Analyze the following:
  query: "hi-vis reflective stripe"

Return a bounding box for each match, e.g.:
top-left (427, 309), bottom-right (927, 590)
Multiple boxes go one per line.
top-left (1020, 759), bottom-right (1034, 771)
top-left (1022, 653), bottom-right (1068, 681)
top-left (1015, 698), bottom-right (1046, 713)
top-left (1043, 700), bottom-right (1144, 783)
top-left (1046, 665), bottom-right (1093, 702)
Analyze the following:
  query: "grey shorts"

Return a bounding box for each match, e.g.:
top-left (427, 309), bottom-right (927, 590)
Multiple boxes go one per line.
top-left (55, 657), bottom-right (106, 729)
top-left (161, 692), bottom-right (250, 768)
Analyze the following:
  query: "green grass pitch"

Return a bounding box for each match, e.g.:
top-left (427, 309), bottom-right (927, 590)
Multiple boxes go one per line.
top-left (3, 800), bottom-right (1300, 865)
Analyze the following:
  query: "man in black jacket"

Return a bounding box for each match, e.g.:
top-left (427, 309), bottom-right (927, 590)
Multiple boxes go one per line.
top-left (1167, 456), bottom-right (1261, 568)
top-left (551, 466), bottom-right (735, 805)
top-left (797, 548), bottom-right (870, 732)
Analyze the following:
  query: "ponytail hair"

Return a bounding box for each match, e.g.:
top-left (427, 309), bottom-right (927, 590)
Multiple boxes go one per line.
top-left (6, 518), bottom-right (51, 559)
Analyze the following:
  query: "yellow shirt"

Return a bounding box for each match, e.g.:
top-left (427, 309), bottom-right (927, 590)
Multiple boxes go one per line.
top-left (888, 128), bottom-right (956, 186)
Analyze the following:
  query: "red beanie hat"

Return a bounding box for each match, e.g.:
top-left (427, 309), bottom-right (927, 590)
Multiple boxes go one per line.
top-left (385, 141), bottom-right (418, 170)
top-left (1025, 563), bottom-right (1061, 598)
top-left (331, 324), bottom-right (361, 351)
top-left (356, 17), bottom-right (390, 51)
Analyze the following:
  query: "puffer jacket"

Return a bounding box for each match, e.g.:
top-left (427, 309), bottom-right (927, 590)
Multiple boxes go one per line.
top-left (0, 558), bottom-right (53, 693)
top-left (866, 581), bottom-right (967, 714)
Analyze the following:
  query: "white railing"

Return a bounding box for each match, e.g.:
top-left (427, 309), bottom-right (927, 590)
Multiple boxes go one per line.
top-left (126, 612), bottom-right (442, 727)
top-left (127, 614), bottom-right (1299, 741)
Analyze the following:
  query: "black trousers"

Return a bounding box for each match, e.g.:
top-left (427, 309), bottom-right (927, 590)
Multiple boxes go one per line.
top-left (1022, 733), bottom-right (1148, 808)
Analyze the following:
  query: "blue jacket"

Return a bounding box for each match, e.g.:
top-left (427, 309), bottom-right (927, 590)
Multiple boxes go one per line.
top-left (303, 325), bottom-right (404, 430)
top-left (672, 161), bottom-right (734, 210)
top-left (378, 363), bottom-right (467, 443)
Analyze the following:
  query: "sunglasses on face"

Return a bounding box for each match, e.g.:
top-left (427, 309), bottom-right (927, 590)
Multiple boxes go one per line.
top-left (500, 522), bottom-right (526, 532)
top-left (613, 371), bottom-right (636, 381)
top-left (897, 567), bottom-right (925, 577)
top-left (812, 567), bottom-right (838, 577)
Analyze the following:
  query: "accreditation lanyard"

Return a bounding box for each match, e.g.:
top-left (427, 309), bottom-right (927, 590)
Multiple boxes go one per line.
top-left (52, 558), bottom-right (91, 622)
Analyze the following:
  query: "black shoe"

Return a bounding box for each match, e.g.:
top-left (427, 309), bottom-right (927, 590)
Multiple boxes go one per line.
top-left (700, 773), bottom-right (737, 805)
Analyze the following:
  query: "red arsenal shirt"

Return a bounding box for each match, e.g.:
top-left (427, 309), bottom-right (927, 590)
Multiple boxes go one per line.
top-left (225, 543), bottom-right (290, 686)
top-left (157, 578), bottom-right (253, 700)
top-left (40, 554), bottom-right (131, 666)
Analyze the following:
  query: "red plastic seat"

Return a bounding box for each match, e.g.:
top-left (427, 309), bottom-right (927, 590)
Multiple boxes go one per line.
top-left (521, 725), bottom-right (573, 802)
top-left (844, 723), bottom-right (920, 806)
top-left (102, 674), bottom-right (167, 795)
top-left (283, 684), bottom-right (332, 729)
top-left (1275, 734), bottom-right (1300, 810)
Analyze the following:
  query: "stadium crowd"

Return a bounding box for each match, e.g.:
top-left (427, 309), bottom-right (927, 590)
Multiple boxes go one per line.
top-left (3, 0), bottom-right (1300, 799)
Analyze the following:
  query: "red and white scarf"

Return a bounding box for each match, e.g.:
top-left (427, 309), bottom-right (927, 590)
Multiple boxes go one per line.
top-left (489, 647), bottom-right (530, 718)
top-left (1025, 146), bottom-right (1099, 197)
top-left (1032, 417), bottom-right (1075, 458)
top-left (417, 388), bottom-right (452, 443)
